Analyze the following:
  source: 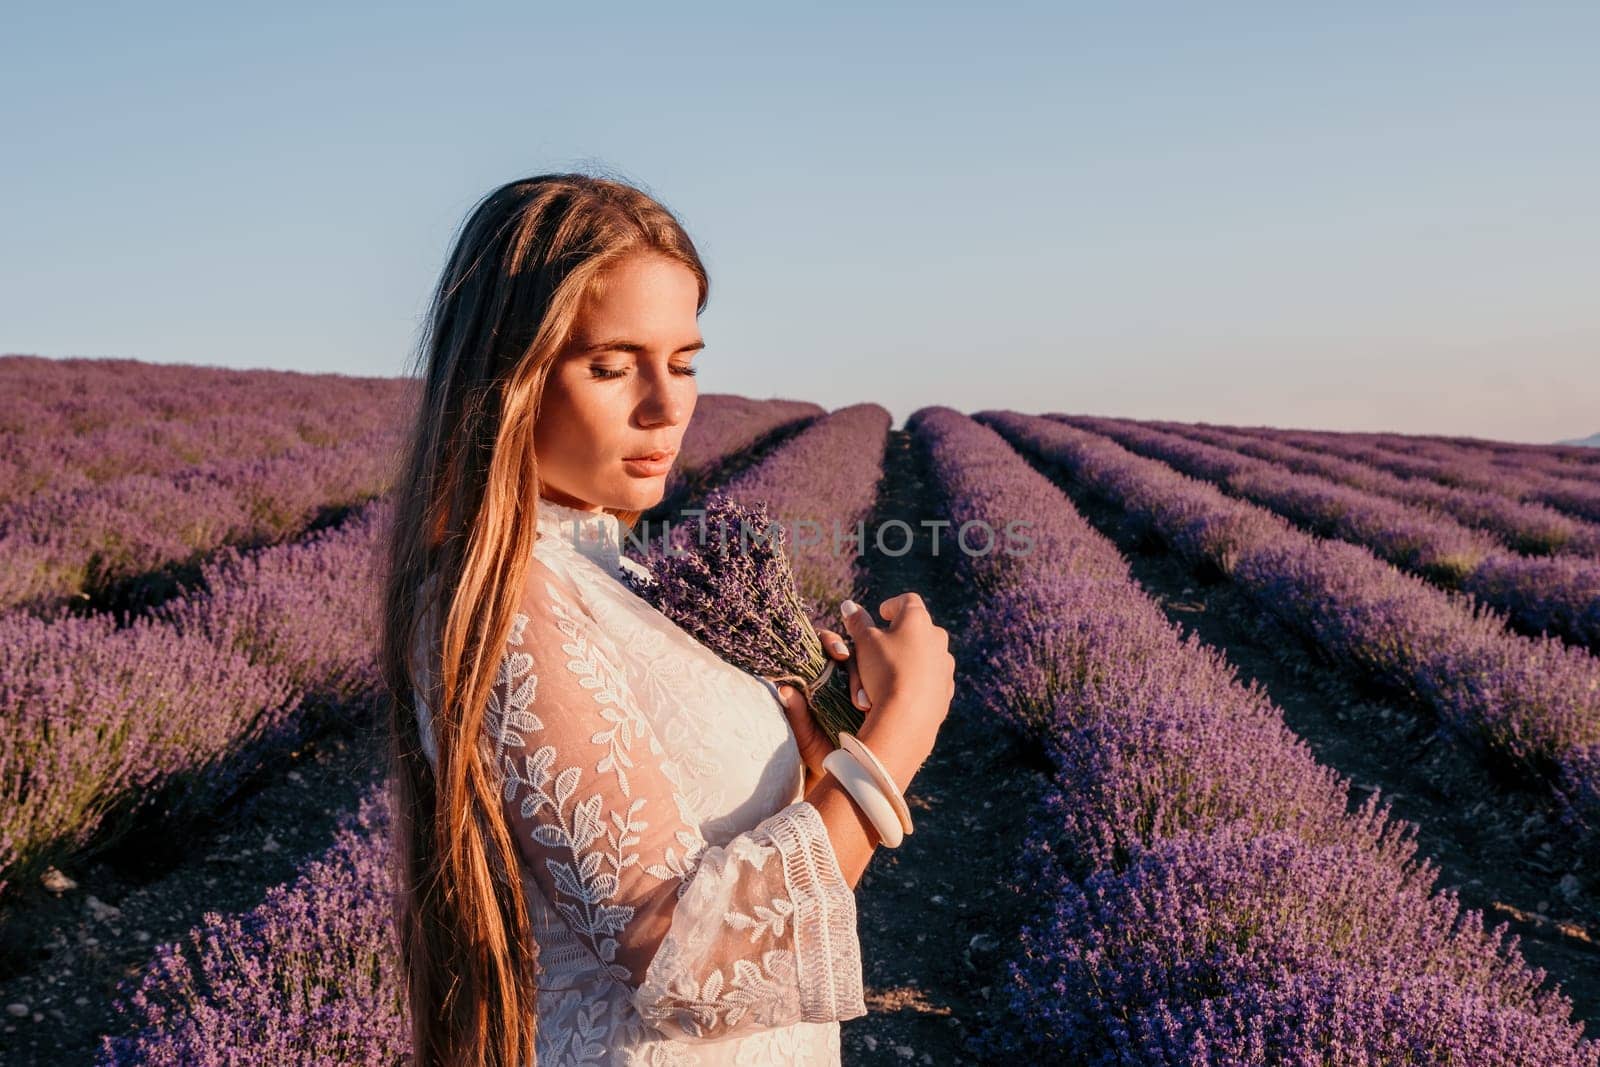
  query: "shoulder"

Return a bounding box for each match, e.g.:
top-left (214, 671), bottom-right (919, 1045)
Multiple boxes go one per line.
top-left (508, 548), bottom-right (599, 647)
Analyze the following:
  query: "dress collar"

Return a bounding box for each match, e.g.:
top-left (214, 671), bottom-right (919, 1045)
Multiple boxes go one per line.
top-left (535, 495), bottom-right (625, 574)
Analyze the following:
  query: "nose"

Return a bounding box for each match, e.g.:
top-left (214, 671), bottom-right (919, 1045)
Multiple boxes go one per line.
top-left (638, 367), bottom-right (688, 427)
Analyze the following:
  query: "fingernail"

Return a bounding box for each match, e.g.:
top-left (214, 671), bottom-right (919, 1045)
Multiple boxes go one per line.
top-left (856, 687), bottom-right (869, 708)
top-left (830, 640), bottom-right (848, 656)
top-left (841, 599), bottom-right (859, 618)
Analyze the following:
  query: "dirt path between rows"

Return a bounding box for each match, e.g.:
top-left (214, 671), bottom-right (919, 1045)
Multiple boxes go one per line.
top-left (838, 428), bottom-right (1049, 1065)
top-left (1015, 446), bottom-right (1600, 1033)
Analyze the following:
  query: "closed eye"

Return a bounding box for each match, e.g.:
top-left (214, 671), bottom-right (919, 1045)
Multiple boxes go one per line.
top-left (589, 364), bottom-right (698, 380)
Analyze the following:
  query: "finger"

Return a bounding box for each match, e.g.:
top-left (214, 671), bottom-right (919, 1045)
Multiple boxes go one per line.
top-left (816, 627), bottom-right (850, 660)
top-left (847, 661), bottom-right (870, 711)
top-left (775, 684), bottom-right (806, 721)
top-left (879, 592), bottom-right (928, 628)
top-left (839, 598), bottom-right (878, 638)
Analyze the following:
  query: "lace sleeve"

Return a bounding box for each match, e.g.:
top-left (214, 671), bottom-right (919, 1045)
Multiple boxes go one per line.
top-left (488, 556), bottom-right (866, 1041)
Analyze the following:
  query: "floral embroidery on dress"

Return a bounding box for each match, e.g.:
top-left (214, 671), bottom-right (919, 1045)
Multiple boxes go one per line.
top-left (643, 948), bottom-right (795, 1037)
top-left (493, 588), bottom-right (667, 984)
top-left (726, 894), bottom-right (796, 942)
top-left (414, 495), bottom-right (866, 1063)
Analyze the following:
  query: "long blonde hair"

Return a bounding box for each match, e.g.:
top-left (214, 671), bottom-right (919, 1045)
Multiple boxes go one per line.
top-left (378, 172), bottom-right (709, 1066)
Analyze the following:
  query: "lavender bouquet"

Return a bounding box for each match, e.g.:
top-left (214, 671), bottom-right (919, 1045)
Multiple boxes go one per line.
top-left (622, 492), bottom-right (865, 746)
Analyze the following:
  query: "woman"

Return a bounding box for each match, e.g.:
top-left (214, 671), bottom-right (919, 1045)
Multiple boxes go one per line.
top-left (380, 173), bottom-right (956, 1066)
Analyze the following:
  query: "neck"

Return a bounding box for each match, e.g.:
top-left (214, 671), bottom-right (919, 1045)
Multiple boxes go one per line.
top-left (538, 485), bottom-right (604, 513)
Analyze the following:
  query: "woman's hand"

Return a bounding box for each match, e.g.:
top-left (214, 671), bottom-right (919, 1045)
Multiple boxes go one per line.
top-left (838, 593), bottom-right (954, 791)
top-left (774, 627), bottom-right (867, 789)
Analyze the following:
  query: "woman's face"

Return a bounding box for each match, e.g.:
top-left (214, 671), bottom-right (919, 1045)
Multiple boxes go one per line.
top-left (534, 252), bottom-right (701, 515)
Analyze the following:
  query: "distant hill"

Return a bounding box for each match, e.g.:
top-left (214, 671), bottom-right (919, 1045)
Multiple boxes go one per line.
top-left (1558, 432), bottom-right (1600, 448)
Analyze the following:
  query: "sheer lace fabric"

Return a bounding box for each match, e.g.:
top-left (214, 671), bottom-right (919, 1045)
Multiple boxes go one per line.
top-left (411, 497), bottom-right (866, 1064)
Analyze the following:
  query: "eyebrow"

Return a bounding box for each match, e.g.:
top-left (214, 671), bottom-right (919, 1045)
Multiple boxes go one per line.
top-left (579, 338), bottom-right (705, 355)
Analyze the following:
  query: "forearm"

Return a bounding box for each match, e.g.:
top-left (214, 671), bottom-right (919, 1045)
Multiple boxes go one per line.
top-left (803, 701), bottom-right (927, 890)
top-left (803, 771), bottom-right (882, 889)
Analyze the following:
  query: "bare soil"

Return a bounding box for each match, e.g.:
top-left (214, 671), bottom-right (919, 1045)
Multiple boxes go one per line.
top-left (838, 429), bottom-right (1049, 1065)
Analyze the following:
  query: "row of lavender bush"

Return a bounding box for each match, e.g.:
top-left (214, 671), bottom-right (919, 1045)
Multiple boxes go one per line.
top-left (98, 787), bottom-right (407, 1066)
top-left (1349, 428), bottom-right (1600, 479)
top-left (1361, 430), bottom-right (1600, 521)
top-left (1145, 419), bottom-right (1600, 558)
top-left (1054, 415), bottom-right (1600, 653)
top-left (0, 502), bottom-right (391, 901)
top-left (1202, 420), bottom-right (1600, 481)
top-left (912, 406), bottom-right (1598, 1064)
top-left (709, 402), bottom-right (891, 622)
top-left (0, 426), bottom-right (407, 615)
top-left (1236, 423), bottom-right (1600, 527)
top-left (95, 402), bottom-right (892, 1062)
top-left (984, 412), bottom-right (1600, 837)
top-left (0, 355), bottom-right (415, 506)
top-left (658, 394), bottom-right (823, 502)
top-left (0, 355), bottom-right (400, 439)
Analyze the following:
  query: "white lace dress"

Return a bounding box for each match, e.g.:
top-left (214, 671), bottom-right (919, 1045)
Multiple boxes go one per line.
top-left (411, 496), bottom-right (867, 1065)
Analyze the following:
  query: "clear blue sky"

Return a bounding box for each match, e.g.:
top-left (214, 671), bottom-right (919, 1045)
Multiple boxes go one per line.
top-left (4, 2), bottom-right (1596, 442)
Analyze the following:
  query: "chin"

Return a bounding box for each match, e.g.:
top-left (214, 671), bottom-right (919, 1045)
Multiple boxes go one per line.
top-left (611, 481), bottom-right (667, 512)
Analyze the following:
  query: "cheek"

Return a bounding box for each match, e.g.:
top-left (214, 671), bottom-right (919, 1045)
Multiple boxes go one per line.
top-left (545, 373), bottom-right (630, 456)
top-left (533, 373), bottom-right (593, 464)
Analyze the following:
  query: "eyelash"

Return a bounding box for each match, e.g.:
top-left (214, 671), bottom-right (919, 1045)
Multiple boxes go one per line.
top-left (590, 364), bottom-right (698, 380)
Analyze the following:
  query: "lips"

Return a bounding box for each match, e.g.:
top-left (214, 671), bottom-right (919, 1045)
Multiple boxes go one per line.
top-left (624, 448), bottom-right (676, 462)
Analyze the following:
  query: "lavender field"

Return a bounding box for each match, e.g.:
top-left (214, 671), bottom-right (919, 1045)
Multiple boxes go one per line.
top-left (2, 361), bottom-right (1597, 1065)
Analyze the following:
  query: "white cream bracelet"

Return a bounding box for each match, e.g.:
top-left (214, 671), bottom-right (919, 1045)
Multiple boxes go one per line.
top-left (838, 732), bottom-right (913, 837)
top-left (822, 748), bottom-right (905, 848)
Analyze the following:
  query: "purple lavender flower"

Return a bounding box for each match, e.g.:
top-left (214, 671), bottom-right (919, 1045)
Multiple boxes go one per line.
top-left (625, 492), bottom-right (863, 745)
